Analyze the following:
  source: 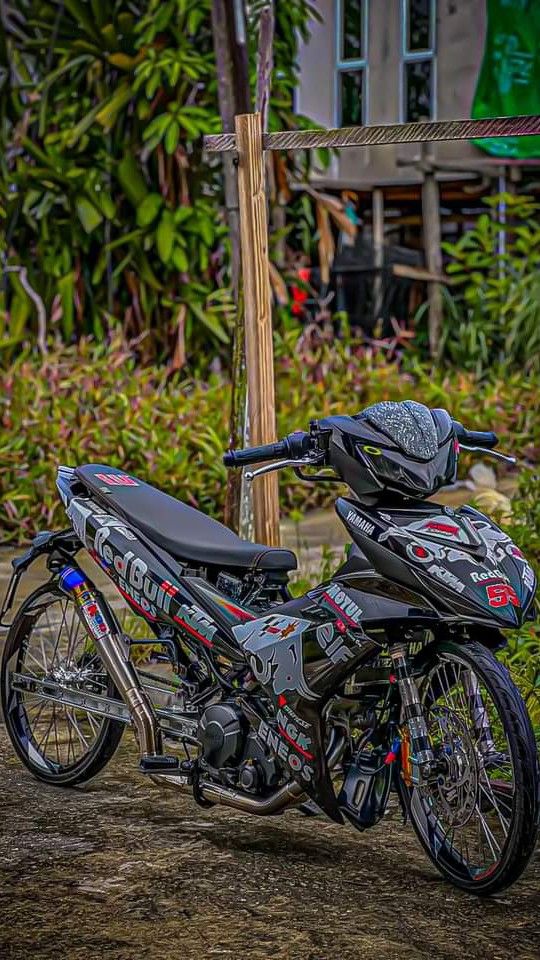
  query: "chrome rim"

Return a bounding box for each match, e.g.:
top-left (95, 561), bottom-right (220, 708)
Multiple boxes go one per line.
top-left (8, 593), bottom-right (109, 772)
top-left (414, 652), bottom-right (515, 881)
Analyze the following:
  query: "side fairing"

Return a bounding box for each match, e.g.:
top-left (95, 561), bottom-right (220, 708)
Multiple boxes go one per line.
top-left (336, 497), bottom-right (537, 627)
top-left (233, 601), bottom-right (382, 820)
top-left (231, 574), bottom-right (436, 819)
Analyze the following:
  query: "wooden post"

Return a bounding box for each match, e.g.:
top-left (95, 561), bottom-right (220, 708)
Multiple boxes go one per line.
top-left (372, 188), bottom-right (384, 323)
top-left (235, 112), bottom-right (280, 547)
top-left (421, 145), bottom-right (443, 359)
top-left (211, 0), bottom-right (250, 533)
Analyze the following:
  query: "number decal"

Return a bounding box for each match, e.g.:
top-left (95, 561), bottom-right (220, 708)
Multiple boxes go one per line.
top-left (485, 583), bottom-right (520, 608)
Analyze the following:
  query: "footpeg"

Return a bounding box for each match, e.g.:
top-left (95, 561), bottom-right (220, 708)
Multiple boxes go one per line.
top-left (139, 754), bottom-right (180, 774)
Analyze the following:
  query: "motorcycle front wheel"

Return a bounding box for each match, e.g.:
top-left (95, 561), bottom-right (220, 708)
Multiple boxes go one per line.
top-left (400, 640), bottom-right (539, 895)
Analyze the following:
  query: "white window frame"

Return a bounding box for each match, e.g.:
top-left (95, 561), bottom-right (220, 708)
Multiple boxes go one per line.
top-left (335, 0), bottom-right (369, 127)
top-left (400, 0), bottom-right (437, 122)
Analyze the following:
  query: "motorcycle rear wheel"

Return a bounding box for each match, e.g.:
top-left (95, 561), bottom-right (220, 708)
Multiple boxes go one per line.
top-left (1, 582), bottom-right (124, 786)
top-left (401, 640), bottom-right (539, 895)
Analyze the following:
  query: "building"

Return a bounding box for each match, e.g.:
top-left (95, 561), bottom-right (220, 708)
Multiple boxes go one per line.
top-left (294, 1), bottom-right (540, 345)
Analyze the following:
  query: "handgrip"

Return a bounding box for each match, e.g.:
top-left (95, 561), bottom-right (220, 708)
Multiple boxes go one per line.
top-left (223, 431), bottom-right (312, 467)
top-left (452, 421), bottom-right (498, 449)
top-left (223, 439), bottom-right (290, 467)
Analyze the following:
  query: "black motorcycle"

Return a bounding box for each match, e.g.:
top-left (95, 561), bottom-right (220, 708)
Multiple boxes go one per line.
top-left (1, 400), bottom-right (538, 895)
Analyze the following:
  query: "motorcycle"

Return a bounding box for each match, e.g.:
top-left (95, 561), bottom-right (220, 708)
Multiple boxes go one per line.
top-left (1, 400), bottom-right (538, 895)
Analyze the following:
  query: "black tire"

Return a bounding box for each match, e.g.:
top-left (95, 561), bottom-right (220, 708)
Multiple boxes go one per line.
top-left (1, 581), bottom-right (124, 786)
top-left (400, 640), bottom-right (539, 896)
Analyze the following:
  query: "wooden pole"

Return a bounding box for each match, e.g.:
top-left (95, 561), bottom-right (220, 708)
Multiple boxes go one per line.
top-left (372, 188), bottom-right (384, 324)
top-left (239, 3), bottom-right (275, 541)
top-left (211, 0), bottom-right (250, 533)
top-left (421, 145), bottom-right (443, 359)
top-left (235, 111), bottom-right (280, 547)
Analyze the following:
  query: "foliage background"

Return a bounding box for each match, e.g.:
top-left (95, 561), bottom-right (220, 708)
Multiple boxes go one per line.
top-left (0, 0), bottom-right (317, 365)
top-left (1, 337), bottom-right (538, 543)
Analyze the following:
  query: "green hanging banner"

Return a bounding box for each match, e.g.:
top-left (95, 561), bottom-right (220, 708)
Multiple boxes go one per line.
top-left (472, 0), bottom-right (540, 158)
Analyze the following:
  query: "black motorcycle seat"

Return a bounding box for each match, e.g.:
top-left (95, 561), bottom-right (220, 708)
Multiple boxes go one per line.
top-left (75, 464), bottom-right (297, 573)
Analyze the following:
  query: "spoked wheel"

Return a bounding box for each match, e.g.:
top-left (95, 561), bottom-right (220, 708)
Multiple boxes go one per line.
top-left (403, 641), bottom-right (539, 895)
top-left (1, 582), bottom-right (123, 786)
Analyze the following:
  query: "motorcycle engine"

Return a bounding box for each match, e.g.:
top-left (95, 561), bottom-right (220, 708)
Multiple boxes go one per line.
top-left (198, 702), bottom-right (246, 769)
top-left (198, 702), bottom-right (279, 791)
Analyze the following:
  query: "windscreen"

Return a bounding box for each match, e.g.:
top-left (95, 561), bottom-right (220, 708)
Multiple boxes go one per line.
top-left (359, 401), bottom-right (439, 460)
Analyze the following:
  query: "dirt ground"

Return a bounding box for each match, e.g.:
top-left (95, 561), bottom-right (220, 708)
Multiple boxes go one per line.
top-left (0, 729), bottom-right (538, 960)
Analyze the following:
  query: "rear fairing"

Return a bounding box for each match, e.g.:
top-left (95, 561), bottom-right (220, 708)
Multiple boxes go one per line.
top-left (336, 497), bottom-right (537, 627)
top-left (57, 472), bottom-right (255, 661)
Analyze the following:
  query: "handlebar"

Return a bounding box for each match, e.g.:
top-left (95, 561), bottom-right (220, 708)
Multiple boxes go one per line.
top-left (223, 431), bottom-right (313, 468)
top-left (223, 420), bottom-right (503, 471)
top-left (451, 421), bottom-right (498, 450)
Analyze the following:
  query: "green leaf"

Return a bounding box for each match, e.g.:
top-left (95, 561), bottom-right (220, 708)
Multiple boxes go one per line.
top-left (156, 209), bottom-right (175, 264)
top-left (96, 82), bottom-right (132, 130)
top-left (76, 196), bottom-right (103, 233)
top-left (136, 193), bottom-right (163, 227)
top-left (188, 301), bottom-right (229, 344)
top-left (172, 246), bottom-right (188, 272)
top-left (58, 272), bottom-right (75, 339)
top-left (117, 154), bottom-right (148, 208)
top-left (164, 120), bottom-right (180, 155)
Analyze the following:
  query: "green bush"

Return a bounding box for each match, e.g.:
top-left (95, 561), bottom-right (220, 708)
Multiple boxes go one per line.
top-left (436, 194), bottom-right (540, 376)
top-left (1, 337), bottom-right (539, 543)
top-left (499, 472), bottom-right (540, 737)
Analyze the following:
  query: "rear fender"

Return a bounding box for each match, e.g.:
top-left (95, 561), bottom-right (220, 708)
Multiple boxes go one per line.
top-left (0, 530), bottom-right (80, 627)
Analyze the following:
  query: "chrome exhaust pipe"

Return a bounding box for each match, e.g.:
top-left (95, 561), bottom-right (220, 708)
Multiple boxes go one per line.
top-left (151, 729), bottom-right (347, 815)
top-left (199, 778), bottom-right (304, 814)
top-left (95, 631), bottom-right (162, 759)
top-left (59, 565), bottom-right (163, 762)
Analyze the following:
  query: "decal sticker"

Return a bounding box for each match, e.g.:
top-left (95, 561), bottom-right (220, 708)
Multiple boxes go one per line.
top-left (174, 603), bottom-right (217, 648)
top-left (470, 569), bottom-right (508, 584)
top-left (67, 499), bottom-right (93, 543)
top-left (95, 473), bottom-right (139, 487)
top-left (93, 514), bottom-right (138, 551)
top-left (485, 583), bottom-right (520, 608)
top-left (316, 622), bottom-right (355, 664)
top-left (426, 564), bottom-right (466, 594)
top-left (93, 524), bottom-right (179, 618)
top-left (345, 509), bottom-right (375, 536)
top-left (80, 600), bottom-right (110, 638)
top-left (320, 582), bottom-right (363, 626)
top-left (257, 719), bottom-right (314, 781)
top-left (473, 522), bottom-right (534, 586)
top-left (521, 564), bottom-right (535, 591)
top-left (379, 515), bottom-right (478, 550)
top-left (471, 521), bottom-right (513, 565)
top-left (379, 522), bottom-right (477, 566)
top-left (276, 708), bottom-right (313, 757)
top-left (233, 615), bottom-right (317, 700)
top-left (362, 445), bottom-right (383, 456)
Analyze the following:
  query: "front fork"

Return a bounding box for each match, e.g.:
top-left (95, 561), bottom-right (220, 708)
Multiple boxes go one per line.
top-left (388, 643), bottom-right (435, 785)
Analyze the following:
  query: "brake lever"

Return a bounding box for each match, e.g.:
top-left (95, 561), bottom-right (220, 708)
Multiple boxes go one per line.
top-left (459, 444), bottom-right (517, 465)
top-left (244, 455), bottom-right (324, 482)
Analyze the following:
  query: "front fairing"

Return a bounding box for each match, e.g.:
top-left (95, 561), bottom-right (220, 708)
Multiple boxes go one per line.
top-left (319, 413), bottom-right (457, 499)
top-left (336, 498), bottom-right (537, 627)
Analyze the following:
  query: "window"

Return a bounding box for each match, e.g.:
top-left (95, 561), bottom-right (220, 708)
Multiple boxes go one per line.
top-left (401, 0), bottom-right (436, 122)
top-left (336, 0), bottom-right (369, 126)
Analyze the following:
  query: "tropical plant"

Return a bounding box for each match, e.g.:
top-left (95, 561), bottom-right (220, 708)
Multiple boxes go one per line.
top-left (0, 0), bottom-right (318, 365)
top-left (434, 194), bottom-right (540, 376)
